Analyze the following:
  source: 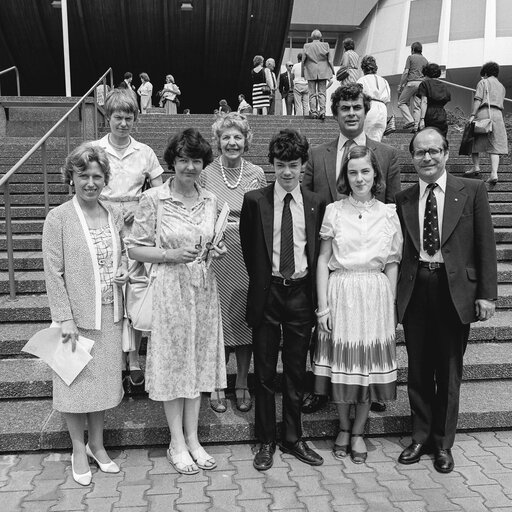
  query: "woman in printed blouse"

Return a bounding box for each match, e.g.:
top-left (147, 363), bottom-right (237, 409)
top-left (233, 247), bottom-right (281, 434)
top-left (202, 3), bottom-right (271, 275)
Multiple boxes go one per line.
top-left (42, 143), bottom-right (129, 486)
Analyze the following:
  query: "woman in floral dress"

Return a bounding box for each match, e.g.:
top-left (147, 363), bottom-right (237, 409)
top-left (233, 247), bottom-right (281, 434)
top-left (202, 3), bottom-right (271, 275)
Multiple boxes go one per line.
top-left (126, 128), bottom-right (227, 475)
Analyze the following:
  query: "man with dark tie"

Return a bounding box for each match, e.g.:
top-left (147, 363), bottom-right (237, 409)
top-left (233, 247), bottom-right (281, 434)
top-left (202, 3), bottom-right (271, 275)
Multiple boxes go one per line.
top-left (301, 82), bottom-right (401, 414)
top-left (396, 127), bottom-right (497, 473)
top-left (279, 61), bottom-right (295, 115)
top-left (240, 129), bottom-right (326, 471)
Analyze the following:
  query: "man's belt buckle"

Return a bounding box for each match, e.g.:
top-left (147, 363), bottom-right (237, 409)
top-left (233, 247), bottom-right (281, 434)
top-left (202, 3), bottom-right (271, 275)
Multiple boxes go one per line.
top-left (282, 278), bottom-right (292, 287)
top-left (427, 262), bottom-right (441, 270)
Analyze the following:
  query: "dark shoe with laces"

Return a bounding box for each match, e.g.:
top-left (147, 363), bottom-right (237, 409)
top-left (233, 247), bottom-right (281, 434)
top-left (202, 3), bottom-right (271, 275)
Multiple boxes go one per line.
top-left (253, 442), bottom-right (276, 471)
top-left (280, 439), bottom-right (324, 466)
top-left (398, 442), bottom-right (425, 465)
top-left (434, 448), bottom-right (454, 473)
top-left (302, 393), bottom-right (328, 414)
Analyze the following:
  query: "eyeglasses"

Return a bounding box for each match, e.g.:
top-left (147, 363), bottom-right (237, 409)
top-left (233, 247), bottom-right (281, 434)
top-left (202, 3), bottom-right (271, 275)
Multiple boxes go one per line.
top-left (412, 147), bottom-right (444, 159)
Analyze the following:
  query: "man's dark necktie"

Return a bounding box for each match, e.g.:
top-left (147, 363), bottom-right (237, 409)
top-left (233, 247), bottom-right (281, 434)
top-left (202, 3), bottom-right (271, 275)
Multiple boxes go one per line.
top-left (341, 139), bottom-right (355, 169)
top-left (280, 193), bottom-right (295, 278)
top-left (423, 183), bottom-right (440, 256)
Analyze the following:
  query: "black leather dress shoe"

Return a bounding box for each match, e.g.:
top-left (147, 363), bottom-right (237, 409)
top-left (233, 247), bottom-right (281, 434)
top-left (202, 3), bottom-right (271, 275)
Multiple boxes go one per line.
top-left (253, 442), bottom-right (276, 471)
top-left (370, 402), bottom-right (386, 412)
top-left (398, 442), bottom-right (425, 465)
top-left (280, 439), bottom-right (324, 466)
top-left (434, 448), bottom-right (454, 473)
top-left (302, 394), bottom-right (328, 414)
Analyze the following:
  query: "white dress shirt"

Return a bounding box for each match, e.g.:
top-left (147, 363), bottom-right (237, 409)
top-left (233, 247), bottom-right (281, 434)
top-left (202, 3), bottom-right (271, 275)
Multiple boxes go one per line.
top-left (272, 181), bottom-right (308, 278)
top-left (418, 171), bottom-right (446, 263)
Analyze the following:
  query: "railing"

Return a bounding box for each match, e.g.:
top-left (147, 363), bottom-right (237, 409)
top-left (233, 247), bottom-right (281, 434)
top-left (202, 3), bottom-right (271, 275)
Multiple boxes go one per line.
top-left (442, 79), bottom-right (512, 105)
top-left (0, 66), bottom-right (20, 96)
top-left (0, 68), bottom-right (114, 300)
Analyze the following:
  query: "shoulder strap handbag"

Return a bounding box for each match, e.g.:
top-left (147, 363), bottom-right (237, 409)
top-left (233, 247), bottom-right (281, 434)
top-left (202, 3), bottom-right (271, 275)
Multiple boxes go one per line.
top-left (473, 80), bottom-right (493, 134)
top-left (125, 199), bottom-right (164, 332)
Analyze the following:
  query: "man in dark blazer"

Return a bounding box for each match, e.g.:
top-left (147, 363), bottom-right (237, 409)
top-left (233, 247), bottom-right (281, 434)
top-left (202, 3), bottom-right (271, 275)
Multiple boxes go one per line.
top-left (301, 82), bottom-right (401, 414)
top-left (279, 61), bottom-right (295, 115)
top-left (396, 127), bottom-right (497, 473)
top-left (240, 129), bottom-right (326, 471)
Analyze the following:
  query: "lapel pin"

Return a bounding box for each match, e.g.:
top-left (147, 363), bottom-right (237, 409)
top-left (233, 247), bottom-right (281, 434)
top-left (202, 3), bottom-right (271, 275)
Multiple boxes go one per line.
top-left (455, 198), bottom-right (458, 202)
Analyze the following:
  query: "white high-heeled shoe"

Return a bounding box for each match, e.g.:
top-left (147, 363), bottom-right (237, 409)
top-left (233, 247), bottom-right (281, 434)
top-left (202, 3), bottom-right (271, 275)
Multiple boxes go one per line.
top-left (71, 453), bottom-right (92, 486)
top-left (85, 444), bottom-right (120, 473)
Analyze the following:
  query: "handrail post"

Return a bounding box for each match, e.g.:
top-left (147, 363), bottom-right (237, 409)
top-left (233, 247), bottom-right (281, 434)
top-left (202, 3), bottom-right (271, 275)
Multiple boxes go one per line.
top-left (3, 184), bottom-right (17, 301)
top-left (42, 142), bottom-right (49, 216)
top-left (66, 117), bottom-right (70, 155)
top-left (15, 68), bottom-right (20, 96)
top-left (93, 89), bottom-right (98, 139)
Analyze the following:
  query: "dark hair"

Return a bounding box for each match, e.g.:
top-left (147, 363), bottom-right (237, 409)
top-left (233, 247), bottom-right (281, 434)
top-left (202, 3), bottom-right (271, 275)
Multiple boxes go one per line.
top-left (423, 63), bottom-right (441, 78)
top-left (361, 55), bottom-right (378, 75)
top-left (337, 145), bottom-right (383, 196)
top-left (330, 83), bottom-right (371, 117)
top-left (164, 128), bottom-right (213, 170)
top-left (297, 53), bottom-right (303, 63)
top-left (268, 129), bottom-right (309, 164)
top-left (139, 72), bottom-right (150, 82)
top-left (61, 142), bottom-right (111, 185)
top-left (343, 38), bottom-right (355, 51)
top-left (409, 127), bottom-right (449, 154)
top-left (480, 61), bottom-right (499, 78)
top-left (123, 72), bottom-right (133, 80)
top-left (411, 42), bottom-right (423, 54)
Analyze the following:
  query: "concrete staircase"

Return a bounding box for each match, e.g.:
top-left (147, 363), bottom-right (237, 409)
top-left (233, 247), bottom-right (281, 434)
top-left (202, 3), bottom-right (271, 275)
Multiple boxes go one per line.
top-left (1, 111), bottom-right (512, 453)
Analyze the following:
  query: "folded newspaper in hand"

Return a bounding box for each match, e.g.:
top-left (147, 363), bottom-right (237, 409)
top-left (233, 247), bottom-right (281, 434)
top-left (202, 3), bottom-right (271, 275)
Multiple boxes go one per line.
top-left (22, 327), bottom-right (95, 386)
top-left (206, 202), bottom-right (230, 266)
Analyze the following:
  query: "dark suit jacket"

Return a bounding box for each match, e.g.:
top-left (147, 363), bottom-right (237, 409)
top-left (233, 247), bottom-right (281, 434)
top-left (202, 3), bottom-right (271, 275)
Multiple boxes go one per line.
top-left (239, 184), bottom-right (326, 328)
top-left (302, 136), bottom-right (400, 205)
top-left (396, 173), bottom-right (497, 324)
top-left (279, 71), bottom-right (293, 96)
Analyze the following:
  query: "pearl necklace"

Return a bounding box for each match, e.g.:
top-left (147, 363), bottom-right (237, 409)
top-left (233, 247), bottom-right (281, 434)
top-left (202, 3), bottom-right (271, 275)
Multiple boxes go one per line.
top-left (219, 157), bottom-right (244, 189)
top-left (348, 195), bottom-right (376, 219)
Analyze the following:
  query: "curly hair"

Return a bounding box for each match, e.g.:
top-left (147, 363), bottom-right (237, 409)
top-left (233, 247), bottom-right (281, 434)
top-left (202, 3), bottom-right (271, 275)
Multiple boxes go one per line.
top-left (411, 42), bottom-right (423, 54)
top-left (480, 61), bottom-right (499, 78)
top-left (61, 142), bottom-right (111, 185)
top-left (361, 55), bottom-right (378, 75)
top-left (104, 88), bottom-right (138, 121)
top-left (336, 145), bottom-right (383, 197)
top-left (268, 129), bottom-right (309, 164)
top-left (343, 38), bottom-right (355, 51)
top-left (330, 83), bottom-right (372, 117)
top-left (163, 128), bottom-right (213, 170)
top-left (253, 55), bottom-right (264, 67)
top-left (212, 112), bottom-right (253, 153)
top-left (423, 63), bottom-right (442, 78)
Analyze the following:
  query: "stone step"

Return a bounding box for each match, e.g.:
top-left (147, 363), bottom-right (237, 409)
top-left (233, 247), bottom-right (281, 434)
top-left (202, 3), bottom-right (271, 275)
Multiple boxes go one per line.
top-left (0, 234), bottom-right (42, 251)
top-left (1, 340), bottom-right (510, 400)
top-left (1, 379), bottom-right (511, 452)
top-left (1, 308), bottom-right (511, 360)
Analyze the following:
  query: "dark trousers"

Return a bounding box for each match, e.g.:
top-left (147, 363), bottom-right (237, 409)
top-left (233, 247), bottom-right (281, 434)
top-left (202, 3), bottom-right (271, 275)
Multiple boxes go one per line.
top-left (402, 266), bottom-right (470, 449)
top-left (253, 278), bottom-right (313, 444)
top-left (283, 91), bottom-right (294, 115)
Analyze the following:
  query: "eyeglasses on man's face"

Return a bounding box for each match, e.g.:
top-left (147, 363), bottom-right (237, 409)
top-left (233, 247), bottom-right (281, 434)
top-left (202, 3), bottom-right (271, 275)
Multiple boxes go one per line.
top-left (412, 147), bottom-right (444, 159)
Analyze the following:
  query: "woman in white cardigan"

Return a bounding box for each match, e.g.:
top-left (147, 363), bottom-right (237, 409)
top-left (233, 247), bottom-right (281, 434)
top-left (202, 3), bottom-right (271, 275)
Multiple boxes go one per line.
top-left (42, 143), bottom-right (128, 486)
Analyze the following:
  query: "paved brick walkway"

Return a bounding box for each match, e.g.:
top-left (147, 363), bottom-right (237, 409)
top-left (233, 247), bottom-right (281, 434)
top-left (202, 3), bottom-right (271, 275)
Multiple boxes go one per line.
top-left (2, 431), bottom-right (512, 511)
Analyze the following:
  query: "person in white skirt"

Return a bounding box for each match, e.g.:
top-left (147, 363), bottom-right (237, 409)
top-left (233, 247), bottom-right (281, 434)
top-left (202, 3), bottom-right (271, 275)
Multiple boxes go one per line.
top-left (313, 144), bottom-right (403, 464)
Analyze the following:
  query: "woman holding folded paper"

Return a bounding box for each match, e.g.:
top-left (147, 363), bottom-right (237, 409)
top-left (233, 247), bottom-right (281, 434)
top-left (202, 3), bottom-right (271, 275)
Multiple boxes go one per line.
top-left (201, 112), bottom-right (266, 414)
top-left (126, 128), bottom-right (227, 475)
top-left (42, 143), bottom-right (129, 486)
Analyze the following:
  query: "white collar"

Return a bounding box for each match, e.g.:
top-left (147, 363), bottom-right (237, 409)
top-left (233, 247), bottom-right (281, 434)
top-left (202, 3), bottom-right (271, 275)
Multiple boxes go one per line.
top-left (337, 132), bottom-right (367, 152)
top-left (274, 181), bottom-right (302, 205)
top-left (419, 170), bottom-right (447, 197)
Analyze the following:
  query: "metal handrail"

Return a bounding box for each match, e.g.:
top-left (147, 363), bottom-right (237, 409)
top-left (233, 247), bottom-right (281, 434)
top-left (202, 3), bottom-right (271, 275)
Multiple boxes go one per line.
top-left (0, 66), bottom-right (20, 96)
top-left (442, 78), bottom-right (512, 105)
top-left (0, 68), bottom-right (114, 300)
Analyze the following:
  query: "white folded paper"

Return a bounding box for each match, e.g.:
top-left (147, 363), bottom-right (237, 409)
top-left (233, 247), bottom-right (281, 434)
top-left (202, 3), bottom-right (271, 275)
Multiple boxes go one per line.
top-left (22, 327), bottom-right (95, 386)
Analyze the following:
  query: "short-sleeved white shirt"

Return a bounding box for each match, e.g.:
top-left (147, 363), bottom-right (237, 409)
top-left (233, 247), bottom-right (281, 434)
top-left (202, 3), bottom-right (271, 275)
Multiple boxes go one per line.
top-left (96, 134), bottom-right (164, 202)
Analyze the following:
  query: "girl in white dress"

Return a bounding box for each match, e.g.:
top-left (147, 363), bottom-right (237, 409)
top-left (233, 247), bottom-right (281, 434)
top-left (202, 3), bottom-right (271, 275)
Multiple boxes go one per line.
top-left (313, 145), bottom-right (403, 464)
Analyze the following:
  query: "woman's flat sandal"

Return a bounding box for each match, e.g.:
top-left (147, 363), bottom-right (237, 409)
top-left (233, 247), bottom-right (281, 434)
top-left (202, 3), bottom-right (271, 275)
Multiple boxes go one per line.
top-left (332, 428), bottom-right (351, 460)
top-left (166, 448), bottom-right (199, 475)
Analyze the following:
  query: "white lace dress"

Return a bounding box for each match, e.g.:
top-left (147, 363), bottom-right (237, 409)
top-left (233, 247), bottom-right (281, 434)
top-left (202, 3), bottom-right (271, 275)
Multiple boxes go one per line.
top-left (313, 197), bottom-right (403, 404)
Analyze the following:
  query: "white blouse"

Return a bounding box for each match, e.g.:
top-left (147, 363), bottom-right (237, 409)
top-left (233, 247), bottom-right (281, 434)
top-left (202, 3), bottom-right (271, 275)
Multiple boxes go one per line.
top-left (320, 197), bottom-right (403, 272)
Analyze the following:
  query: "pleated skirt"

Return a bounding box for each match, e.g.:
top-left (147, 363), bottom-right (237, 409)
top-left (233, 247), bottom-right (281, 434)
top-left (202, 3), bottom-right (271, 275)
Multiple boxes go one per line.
top-left (313, 269), bottom-right (397, 404)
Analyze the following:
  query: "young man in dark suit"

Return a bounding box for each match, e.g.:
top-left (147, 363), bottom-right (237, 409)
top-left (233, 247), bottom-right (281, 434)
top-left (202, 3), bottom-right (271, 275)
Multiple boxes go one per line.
top-left (279, 61), bottom-right (295, 115)
top-left (396, 127), bottom-right (497, 473)
top-left (240, 129), bottom-right (326, 471)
